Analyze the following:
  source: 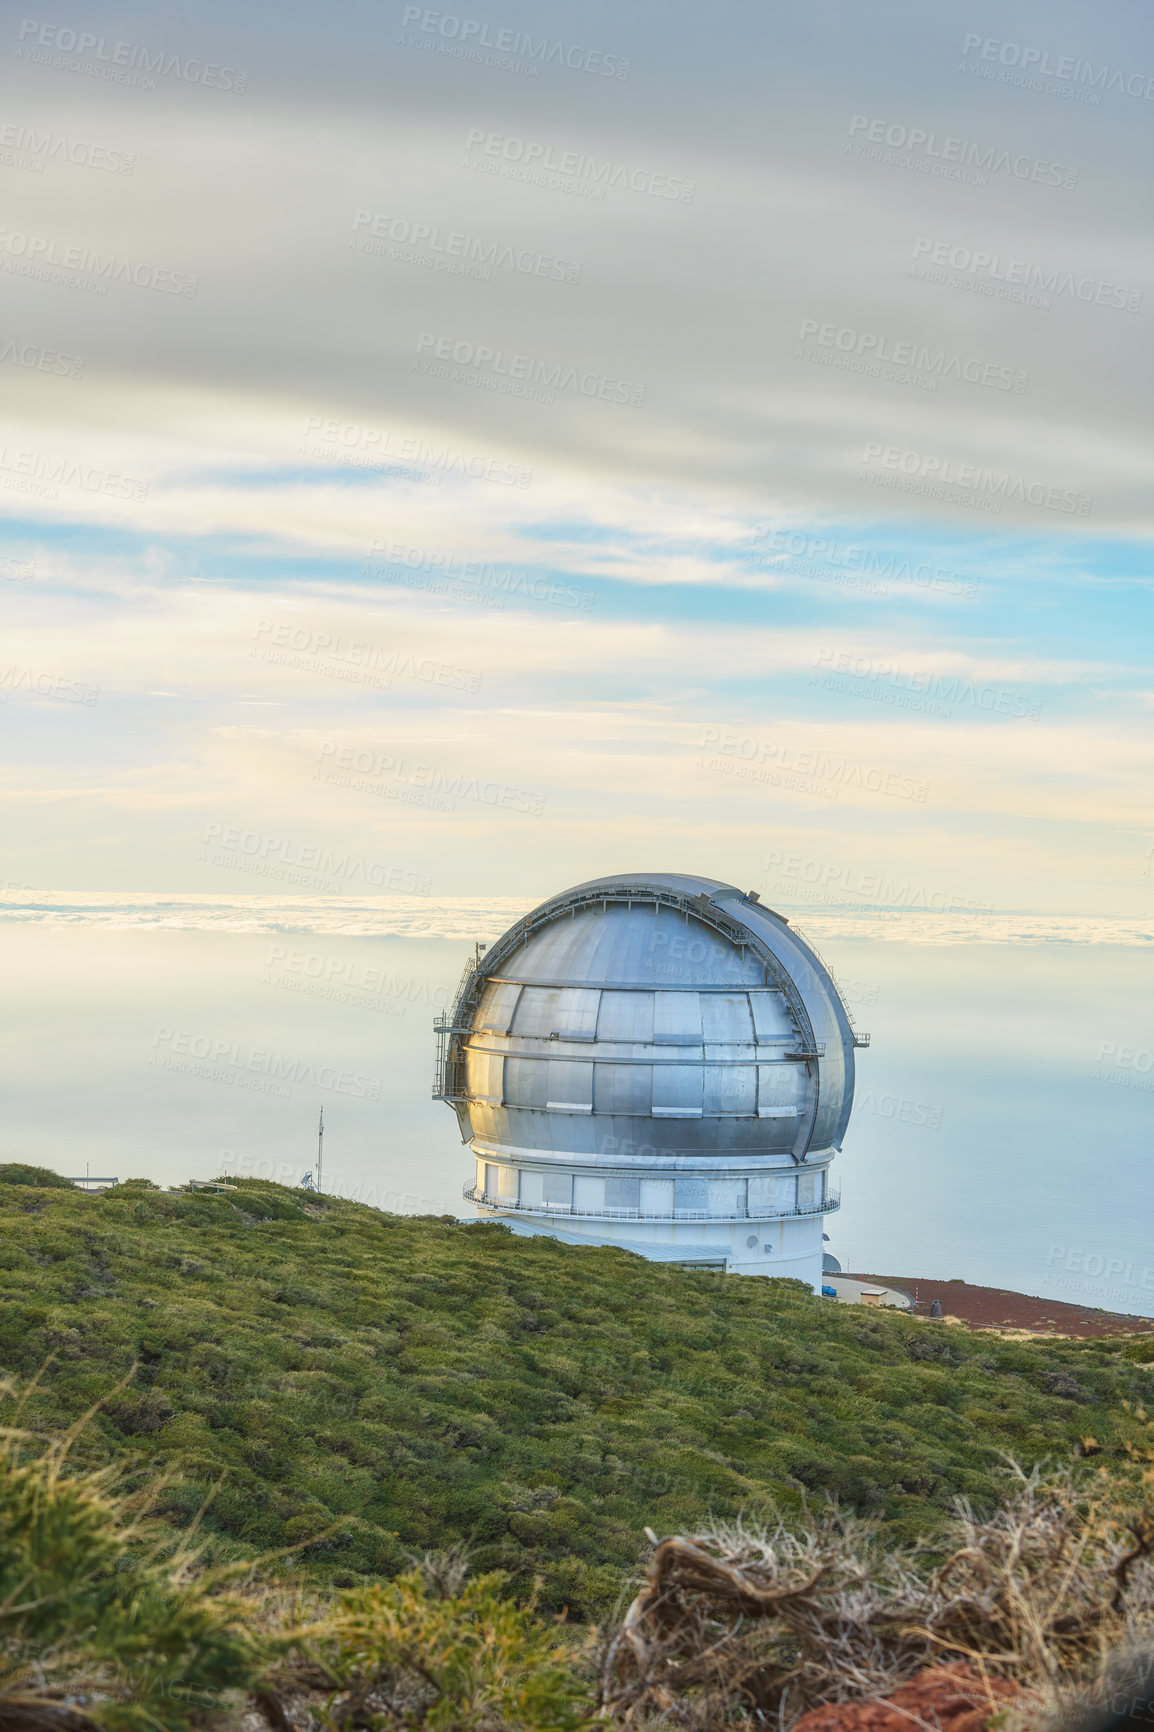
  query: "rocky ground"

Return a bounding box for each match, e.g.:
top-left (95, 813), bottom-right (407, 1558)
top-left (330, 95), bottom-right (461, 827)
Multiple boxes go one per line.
top-left (793, 1664), bottom-right (1024, 1732)
top-left (849, 1274), bottom-right (1154, 1338)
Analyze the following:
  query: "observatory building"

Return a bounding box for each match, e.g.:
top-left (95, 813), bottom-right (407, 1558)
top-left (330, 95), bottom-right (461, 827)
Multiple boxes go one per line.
top-left (433, 873), bottom-right (867, 1289)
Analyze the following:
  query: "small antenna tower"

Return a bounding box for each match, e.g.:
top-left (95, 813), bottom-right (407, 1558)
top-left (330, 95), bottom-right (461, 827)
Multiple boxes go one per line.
top-left (316, 1105), bottom-right (324, 1194)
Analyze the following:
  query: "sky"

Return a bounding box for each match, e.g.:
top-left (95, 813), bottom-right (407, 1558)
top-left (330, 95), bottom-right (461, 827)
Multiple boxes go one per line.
top-left (2, 0), bottom-right (1153, 912)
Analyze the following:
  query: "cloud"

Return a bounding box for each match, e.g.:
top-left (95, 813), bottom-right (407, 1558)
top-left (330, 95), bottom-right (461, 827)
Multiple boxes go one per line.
top-left (2, 0), bottom-right (1151, 531)
top-left (2, 0), bottom-right (1150, 913)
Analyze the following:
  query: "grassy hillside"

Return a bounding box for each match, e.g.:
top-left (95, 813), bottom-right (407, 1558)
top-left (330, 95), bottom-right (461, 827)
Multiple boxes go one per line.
top-left (1, 1169), bottom-right (1152, 1615)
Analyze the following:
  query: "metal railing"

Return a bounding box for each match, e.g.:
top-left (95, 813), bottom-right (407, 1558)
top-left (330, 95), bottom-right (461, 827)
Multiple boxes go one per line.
top-left (787, 922), bottom-right (871, 1049)
top-left (432, 949), bottom-right (480, 1098)
top-left (439, 881), bottom-right (822, 1068)
top-left (463, 1183), bottom-right (839, 1223)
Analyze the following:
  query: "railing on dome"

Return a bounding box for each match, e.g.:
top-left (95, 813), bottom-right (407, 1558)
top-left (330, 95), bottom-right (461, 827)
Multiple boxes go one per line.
top-left (432, 952), bottom-right (479, 1099)
top-left (787, 921), bottom-right (871, 1049)
top-left (432, 1014), bottom-right (449, 1099)
top-left (463, 1183), bottom-right (840, 1222)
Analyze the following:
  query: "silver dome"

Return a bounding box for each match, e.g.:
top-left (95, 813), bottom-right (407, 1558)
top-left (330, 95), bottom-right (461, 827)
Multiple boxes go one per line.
top-left (435, 877), bottom-right (867, 1261)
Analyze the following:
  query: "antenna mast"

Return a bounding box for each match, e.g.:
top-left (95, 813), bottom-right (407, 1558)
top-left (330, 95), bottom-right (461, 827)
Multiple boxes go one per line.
top-left (317, 1106), bottom-right (324, 1194)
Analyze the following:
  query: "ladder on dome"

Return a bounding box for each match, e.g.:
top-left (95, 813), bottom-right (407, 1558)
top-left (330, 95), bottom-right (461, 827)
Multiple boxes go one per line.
top-left (432, 950), bottom-right (485, 1099)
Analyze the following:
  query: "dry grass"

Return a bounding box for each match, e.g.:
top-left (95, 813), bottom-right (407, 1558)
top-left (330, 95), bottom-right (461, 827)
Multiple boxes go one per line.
top-left (596, 1465), bottom-right (1154, 1728)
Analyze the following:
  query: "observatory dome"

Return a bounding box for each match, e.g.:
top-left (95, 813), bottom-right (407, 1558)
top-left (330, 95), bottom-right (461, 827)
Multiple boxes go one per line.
top-left (434, 873), bottom-right (867, 1287)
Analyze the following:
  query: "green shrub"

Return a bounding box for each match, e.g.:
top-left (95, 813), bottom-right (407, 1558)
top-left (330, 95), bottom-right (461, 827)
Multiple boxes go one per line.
top-left (289, 1566), bottom-right (595, 1729)
top-left (0, 1164), bottom-right (75, 1188)
top-left (0, 1429), bottom-right (259, 1731)
top-left (0, 1180), bottom-right (1152, 1617)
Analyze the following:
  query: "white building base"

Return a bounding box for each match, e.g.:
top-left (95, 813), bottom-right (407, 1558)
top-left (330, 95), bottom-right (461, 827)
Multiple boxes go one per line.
top-left (495, 1208), bottom-right (825, 1291)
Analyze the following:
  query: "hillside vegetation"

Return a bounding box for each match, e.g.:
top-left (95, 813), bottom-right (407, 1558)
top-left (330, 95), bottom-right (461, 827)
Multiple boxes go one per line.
top-left (1, 1168), bottom-right (1153, 1617)
top-left (3, 1413), bottom-right (1154, 1732)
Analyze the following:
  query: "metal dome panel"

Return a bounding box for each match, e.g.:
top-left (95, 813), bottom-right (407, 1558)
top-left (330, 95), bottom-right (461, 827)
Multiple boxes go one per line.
top-left (434, 873), bottom-right (866, 1286)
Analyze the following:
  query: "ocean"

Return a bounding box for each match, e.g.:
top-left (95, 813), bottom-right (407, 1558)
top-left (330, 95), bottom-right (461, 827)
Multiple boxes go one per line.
top-left (2, 895), bottom-right (1151, 1318)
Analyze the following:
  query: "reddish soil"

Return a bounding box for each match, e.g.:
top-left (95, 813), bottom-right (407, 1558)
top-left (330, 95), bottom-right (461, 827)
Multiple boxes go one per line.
top-left (793, 1663), bottom-right (1024, 1732)
top-left (849, 1273), bottom-right (1154, 1338)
